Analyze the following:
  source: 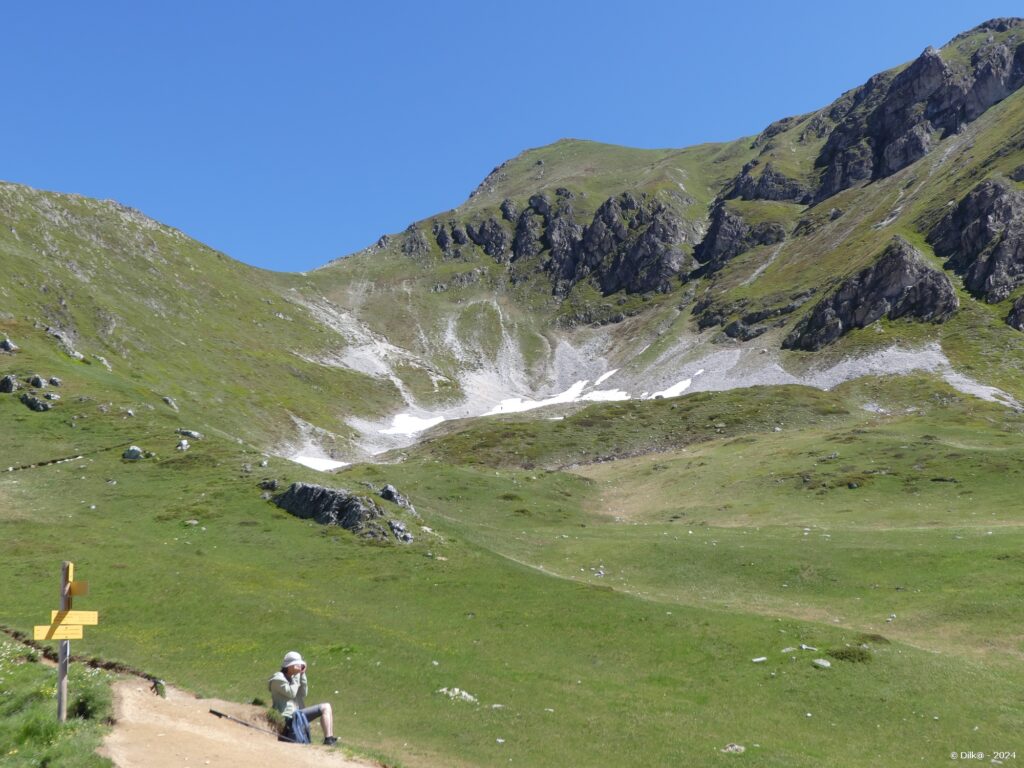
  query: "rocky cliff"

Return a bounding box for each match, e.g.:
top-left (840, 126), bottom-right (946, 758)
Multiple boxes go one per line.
top-left (815, 20), bottom-right (1024, 201)
top-left (783, 238), bottom-right (959, 351)
top-left (928, 179), bottom-right (1024, 303)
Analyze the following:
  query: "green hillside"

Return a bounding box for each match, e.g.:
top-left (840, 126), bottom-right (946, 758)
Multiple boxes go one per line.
top-left (2, 17), bottom-right (1024, 768)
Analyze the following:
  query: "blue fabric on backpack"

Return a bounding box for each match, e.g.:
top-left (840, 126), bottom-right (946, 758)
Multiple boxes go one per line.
top-left (289, 710), bottom-right (311, 744)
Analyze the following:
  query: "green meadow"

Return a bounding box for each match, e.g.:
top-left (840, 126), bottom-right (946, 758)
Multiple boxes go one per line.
top-left (1, 366), bottom-right (1021, 767)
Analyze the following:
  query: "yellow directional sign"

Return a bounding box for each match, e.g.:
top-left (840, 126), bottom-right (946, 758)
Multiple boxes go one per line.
top-left (51, 610), bottom-right (99, 626)
top-left (34, 624), bottom-right (83, 641)
top-left (69, 581), bottom-right (89, 597)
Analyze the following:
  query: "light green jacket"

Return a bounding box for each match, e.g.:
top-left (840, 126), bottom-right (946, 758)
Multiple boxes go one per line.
top-left (268, 671), bottom-right (307, 719)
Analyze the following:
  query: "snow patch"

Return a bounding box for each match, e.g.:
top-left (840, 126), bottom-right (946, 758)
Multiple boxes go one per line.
top-left (290, 456), bottom-right (350, 471)
top-left (380, 413), bottom-right (446, 436)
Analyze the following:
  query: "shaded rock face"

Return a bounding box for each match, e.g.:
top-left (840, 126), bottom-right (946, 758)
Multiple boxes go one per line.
top-left (20, 393), bottom-right (51, 412)
top-left (401, 224), bottom-right (430, 257)
top-left (274, 482), bottom-right (392, 541)
top-left (507, 191), bottom-right (687, 297)
top-left (726, 161), bottom-right (811, 203)
top-left (693, 203), bottom-right (786, 274)
top-left (467, 216), bottom-right (512, 260)
top-left (1007, 296), bottom-right (1024, 331)
top-left (816, 32), bottom-right (1024, 200)
top-left (0, 374), bottom-right (19, 393)
top-left (783, 238), bottom-right (959, 351)
top-left (928, 179), bottom-right (1024, 302)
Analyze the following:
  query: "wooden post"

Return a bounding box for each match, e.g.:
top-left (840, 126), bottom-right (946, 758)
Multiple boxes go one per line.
top-left (57, 561), bottom-right (72, 723)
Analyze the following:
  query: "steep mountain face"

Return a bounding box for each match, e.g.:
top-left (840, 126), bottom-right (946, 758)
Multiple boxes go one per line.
top-left (782, 238), bottom-right (959, 351)
top-left (928, 179), bottom-right (1024, 304)
top-left (4, 19), bottom-right (1024, 466)
top-left (815, 23), bottom-right (1024, 201)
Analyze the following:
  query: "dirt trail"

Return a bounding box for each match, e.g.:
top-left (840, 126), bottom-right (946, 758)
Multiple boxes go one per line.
top-left (97, 679), bottom-right (373, 768)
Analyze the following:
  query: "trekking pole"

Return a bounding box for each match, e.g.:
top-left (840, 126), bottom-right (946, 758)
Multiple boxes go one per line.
top-left (208, 708), bottom-right (296, 742)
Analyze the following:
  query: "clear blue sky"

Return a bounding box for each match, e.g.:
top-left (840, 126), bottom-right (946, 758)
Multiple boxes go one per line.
top-left (2, 2), bottom-right (1019, 272)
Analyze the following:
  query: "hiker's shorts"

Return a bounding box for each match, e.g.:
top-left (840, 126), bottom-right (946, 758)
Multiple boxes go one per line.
top-left (296, 704), bottom-right (325, 722)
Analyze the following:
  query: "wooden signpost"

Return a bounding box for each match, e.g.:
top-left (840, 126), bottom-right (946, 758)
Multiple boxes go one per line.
top-left (33, 561), bottom-right (99, 722)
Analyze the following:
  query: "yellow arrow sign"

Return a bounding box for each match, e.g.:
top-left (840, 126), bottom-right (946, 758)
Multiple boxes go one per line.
top-left (69, 581), bottom-right (89, 597)
top-left (51, 610), bottom-right (99, 626)
top-left (34, 624), bottom-right (83, 641)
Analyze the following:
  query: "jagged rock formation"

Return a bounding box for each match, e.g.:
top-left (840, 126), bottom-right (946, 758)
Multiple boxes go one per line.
top-left (928, 179), bottom-right (1024, 302)
top-left (816, 21), bottom-right (1024, 200)
top-left (274, 482), bottom-right (392, 541)
top-left (693, 202), bottom-right (786, 274)
top-left (725, 161), bottom-right (811, 203)
top-left (784, 238), bottom-right (958, 351)
top-left (435, 190), bottom-right (689, 298)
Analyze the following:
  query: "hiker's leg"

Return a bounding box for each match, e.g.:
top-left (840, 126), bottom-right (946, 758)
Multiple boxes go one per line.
top-left (320, 702), bottom-right (334, 738)
top-left (298, 704), bottom-right (333, 739)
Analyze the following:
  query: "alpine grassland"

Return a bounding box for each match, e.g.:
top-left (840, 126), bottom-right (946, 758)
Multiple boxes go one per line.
top-left (4, 17), bottom-right (1024, 767)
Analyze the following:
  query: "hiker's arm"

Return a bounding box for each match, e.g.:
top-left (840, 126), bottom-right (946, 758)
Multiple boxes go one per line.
top-left (270, 674), bottom-right (302, 700)
top-left (298, 672), bottom-right (308, 702)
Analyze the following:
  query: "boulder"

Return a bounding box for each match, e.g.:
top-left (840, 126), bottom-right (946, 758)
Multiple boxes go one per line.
top-left (388, 519), bottom-right (414, 543)
top-left (783, 238), bottom-right (958, 351)
top-left (123, 445), bottom-right (144, 460)
top-left (274, 482), bottom-right (391, 540)
top-left (0, 338), bottom-right (18, 352)
top-left (0, 374), bottom-right (19, 393)
top-left (162, 396), bottom-right (179, 411)
top-left (20, 393), bottom-right (51, 412)
top-left (48, 377), bottom-right (62, 387)
top-left (176, 439), bottom-right (190, 451)
top-left (176, 428), bottom-right (204, 440)
top-left (28, 375), bottom-right (47, 388)
top-left (927, 179), bottom-right (1024, 302)
top-left (380, 484), bottom-right (417, 516)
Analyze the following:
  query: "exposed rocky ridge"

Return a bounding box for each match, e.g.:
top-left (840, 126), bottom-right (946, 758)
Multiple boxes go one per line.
top-left (815, 22), bottom-right (1024, 200)
top-left (927, 179), bottom-right (1024, 303)
top-left (783, 238), bottom-right (959, 351)
top-left (725, 161), bottom-right (811, 203)
top-left (432, 190), bottom-right (690, 298)
top-left (693, 202), bottom-right (786, 275)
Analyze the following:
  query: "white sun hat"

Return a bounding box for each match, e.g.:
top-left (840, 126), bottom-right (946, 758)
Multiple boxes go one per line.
top-left (281, 651), bottom-right (305, 668)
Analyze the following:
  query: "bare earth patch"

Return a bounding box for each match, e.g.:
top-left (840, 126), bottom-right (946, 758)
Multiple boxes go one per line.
top-left (97, 679), bottom-right (372, 768)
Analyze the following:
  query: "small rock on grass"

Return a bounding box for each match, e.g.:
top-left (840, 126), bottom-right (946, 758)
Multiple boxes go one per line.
top-left (812, 658), bottom-right (831, 669)
top-left (721, 744), bottom-right (745, 754)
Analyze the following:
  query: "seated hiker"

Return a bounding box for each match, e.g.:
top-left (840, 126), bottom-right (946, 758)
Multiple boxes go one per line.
top-left (269, 650), bottom-right (337, 746)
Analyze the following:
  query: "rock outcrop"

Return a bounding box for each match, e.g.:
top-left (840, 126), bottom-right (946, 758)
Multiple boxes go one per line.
top-left (783, 238), bottom-right (958, 351)
top-left (726, 161), bottom-right (811, 203)
top-left (274, 482), bottom-right (393, 541)
top-left (20, 393), bottom-right (51, 412)
top-left (815, 25), bottom-right (1024, 200)
top-left (1007, 296), bottom-right (1024, 330)
top-left (927, 179), bottom-right (1024, 302)
top-left (693, 203), bottom-right (786, 275)
top-left (466, 217), bottom-right (512, 261)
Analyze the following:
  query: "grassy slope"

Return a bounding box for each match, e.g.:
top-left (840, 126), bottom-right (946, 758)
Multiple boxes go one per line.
top-left (0, 184), bottom-right (401, 451)
top-left (0, 637), bottom-right (114, 767)
top-left (1, 373), bottom-right (1021, 767)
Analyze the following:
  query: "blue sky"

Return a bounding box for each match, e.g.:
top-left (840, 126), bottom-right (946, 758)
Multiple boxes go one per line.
top-left (2, 2), bottom-right (1020, 272)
